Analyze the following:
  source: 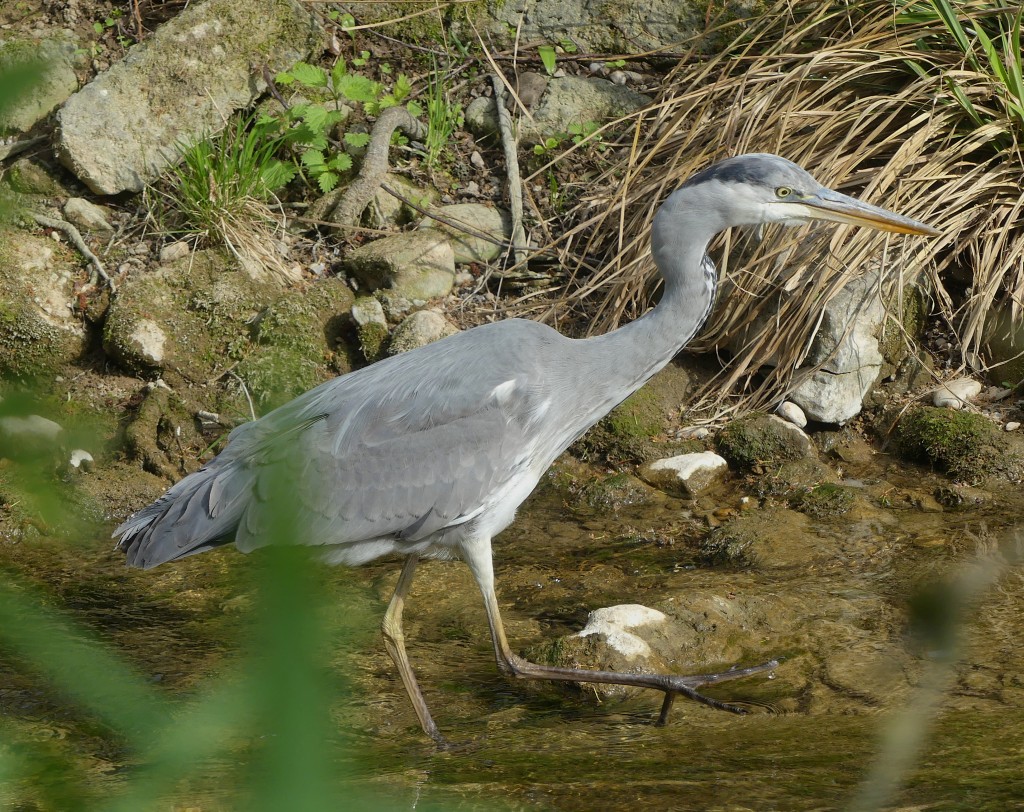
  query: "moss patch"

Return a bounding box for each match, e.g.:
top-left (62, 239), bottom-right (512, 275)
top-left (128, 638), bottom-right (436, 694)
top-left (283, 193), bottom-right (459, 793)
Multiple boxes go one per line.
top-left (894, 406), bottom-right (1023, 484)
top-left (716, 413), bottom-right (812, 471)
top-left (572, 388), bottom-right (665, 464)
top-left (790, 483), bottom-right (855, 519)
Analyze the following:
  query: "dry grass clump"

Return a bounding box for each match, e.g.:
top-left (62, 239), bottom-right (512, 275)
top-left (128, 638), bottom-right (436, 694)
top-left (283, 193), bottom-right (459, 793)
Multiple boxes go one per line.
top-left (531, 0), bottom-right (1024, 417)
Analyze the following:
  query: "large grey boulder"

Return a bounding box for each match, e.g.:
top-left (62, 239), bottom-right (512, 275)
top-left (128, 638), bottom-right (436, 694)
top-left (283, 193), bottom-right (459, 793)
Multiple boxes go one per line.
top-left (522, 74), bottom-right (650, 143)
top-left (486, 0), bottom-right (759, 54)
top-left (56, 0), bottom-right (323, 194)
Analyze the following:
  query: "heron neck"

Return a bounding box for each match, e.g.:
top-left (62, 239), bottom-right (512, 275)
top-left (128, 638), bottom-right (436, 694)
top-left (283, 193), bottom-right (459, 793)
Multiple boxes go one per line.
top-left (583, 238), bottom-right (716, 406)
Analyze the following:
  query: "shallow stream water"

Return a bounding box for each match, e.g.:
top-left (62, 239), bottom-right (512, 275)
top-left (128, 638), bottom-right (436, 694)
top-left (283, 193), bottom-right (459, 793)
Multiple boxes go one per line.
top-left (1, 449), bottom-right (1022, 810)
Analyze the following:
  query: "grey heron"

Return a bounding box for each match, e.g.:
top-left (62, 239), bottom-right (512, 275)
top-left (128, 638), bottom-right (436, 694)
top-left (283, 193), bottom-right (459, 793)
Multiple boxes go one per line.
top-left (115, 154), bottom-right (938, 743)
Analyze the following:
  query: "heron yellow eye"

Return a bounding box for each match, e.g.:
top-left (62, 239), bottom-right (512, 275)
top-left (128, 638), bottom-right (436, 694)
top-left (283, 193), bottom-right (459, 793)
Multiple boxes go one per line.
top-left (776, 186), bottom-right (793, 199)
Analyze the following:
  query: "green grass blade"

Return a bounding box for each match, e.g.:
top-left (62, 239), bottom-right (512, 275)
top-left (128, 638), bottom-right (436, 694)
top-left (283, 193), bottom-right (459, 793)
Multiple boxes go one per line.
top-left (0, 579), bottom-right (168, 747)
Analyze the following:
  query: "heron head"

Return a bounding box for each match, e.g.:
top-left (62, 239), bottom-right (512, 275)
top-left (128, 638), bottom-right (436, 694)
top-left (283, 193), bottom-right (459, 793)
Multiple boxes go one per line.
top-left (681, 153), bottom-right (939, 236)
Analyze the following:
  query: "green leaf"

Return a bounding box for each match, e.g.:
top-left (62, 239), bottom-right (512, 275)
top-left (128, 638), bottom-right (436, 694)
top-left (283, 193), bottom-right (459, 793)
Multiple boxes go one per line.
top-left (406, 99), bottom-right (423, 117)
top-left (261, 159), bottom-right (297, 191)
top-left (288, 61), bottom-right (328, 88)
top-left (328, 153), bottom-right (353, 172)
top-left (393, 74), bottom-right (413, 102)
top-left (301, 149), bottom-right (326, 170)
top-left (343, 131), bottom-right (370, 148)
top-left (337, 73), bottom-right (378, 103)
top-left (317, 171), bottom-right (339, 193)
top-left (538, 45), bottom-right (557, 76)
top-left (331, 58), bottom-right (347, 91)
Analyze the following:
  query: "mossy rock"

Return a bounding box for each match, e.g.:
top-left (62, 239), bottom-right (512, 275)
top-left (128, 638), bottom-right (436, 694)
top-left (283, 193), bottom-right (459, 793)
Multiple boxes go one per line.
top-left (715, 413), bottom-right (814, 471)
top-left (699, 507), bottom-right (815, 569)
top-left (103, 249), bottom-right (279, 378)
top-left (790, 483), bottom-right (855, 519)
top-left (573, 387), bottom-right (665, 464)
top-left (893, 406), bottom-right (1024, 484)
top-left (238, 277), bottom-right (355, 410)
top-left (0, 230), bottom-right (89, 382)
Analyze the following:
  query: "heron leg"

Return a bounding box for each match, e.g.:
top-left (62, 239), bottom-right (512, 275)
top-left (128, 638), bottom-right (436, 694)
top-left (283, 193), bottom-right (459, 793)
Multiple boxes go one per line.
top-left (382, 555), bottom-right (446, 745)
top-left (461, 538), bottom-right (778, 723)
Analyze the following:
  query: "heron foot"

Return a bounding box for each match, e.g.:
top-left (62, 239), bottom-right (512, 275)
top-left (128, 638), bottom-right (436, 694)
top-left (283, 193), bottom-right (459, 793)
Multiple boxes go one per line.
top-left (502, 653), bottom-right (780, 725)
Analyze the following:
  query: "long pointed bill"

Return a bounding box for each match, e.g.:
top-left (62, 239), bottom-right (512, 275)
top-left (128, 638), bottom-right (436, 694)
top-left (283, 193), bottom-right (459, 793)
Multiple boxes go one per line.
top-left (796, 188), bottom-right (940, 236)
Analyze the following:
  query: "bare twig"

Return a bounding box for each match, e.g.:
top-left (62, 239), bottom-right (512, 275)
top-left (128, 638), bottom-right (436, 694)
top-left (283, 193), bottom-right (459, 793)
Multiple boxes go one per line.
top-left (490, 74), bottom-right (528, 267)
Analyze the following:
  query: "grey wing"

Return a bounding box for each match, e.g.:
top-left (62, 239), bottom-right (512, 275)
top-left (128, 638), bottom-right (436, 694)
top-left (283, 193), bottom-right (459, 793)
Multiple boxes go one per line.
top-left (116, 324), bottom-right (555, 568)
top-left (235, 398), bottom-right (538, 558)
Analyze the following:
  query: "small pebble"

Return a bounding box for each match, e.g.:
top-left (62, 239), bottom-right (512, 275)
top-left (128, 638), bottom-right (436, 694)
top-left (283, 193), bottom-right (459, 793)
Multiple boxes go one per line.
top-left (68, 449), bottom-right (94, 471)
top-left (469, 150), bottom-right (485, 170)
top-left (776, 400), bottom-right (807, 428)
top-left (1006, 421), bottom-right (1020, 432)
top-left (678, 426), bottom-right (710, 440)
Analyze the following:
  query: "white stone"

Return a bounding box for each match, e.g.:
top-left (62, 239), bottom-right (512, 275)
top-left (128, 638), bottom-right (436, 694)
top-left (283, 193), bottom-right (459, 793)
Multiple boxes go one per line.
top-left (68, 449), bottom-right (94, 470)
top-left (776, 400), bottom-right (808, 428)
top-left (129, 319), bottom-right (168, 366)
top-left (1006, 421), bottom-right (1020, 432)
top-left (639, 451), bottom-right (728, 496)
top-left (933, 378), bottom-right (982, 409)
top-left (577, 604), bottom-right (668, 659)
top-left (678, 426), bottom-right (709, 440)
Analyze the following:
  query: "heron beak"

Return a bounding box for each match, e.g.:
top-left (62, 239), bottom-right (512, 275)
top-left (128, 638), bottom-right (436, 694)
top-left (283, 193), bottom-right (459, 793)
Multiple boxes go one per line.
top-left (798, 189), bottom-right (940, 236)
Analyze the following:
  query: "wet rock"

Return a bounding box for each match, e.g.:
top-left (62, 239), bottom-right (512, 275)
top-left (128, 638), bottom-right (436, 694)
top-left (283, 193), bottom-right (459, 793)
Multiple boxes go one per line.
top-left (789, 483), bottom-right (856, 519)
top-left (0, 39), bottom-right (79, 135)
top-left (56, 0), bottom-right (324, 194)
top-left (700, 506), bottom-right (816, 568)
top-left (639, 451), bottom-right (728, 496)
top-left (518, 75), bottom-right (652, 145)
top-left (715, 413), bottom-right (815, 471)
top-left (62, 198), bottom-right (114, 234)
top-left (418, 203), bottom-right (512, 264)
top-left (343, 231), bottom-right (456, 301)
top-left (892, 406), bottom-right (1024, 484)
top-left (0, 231), bottom-right (88, 380)
top-left (578, 604), bottom-right (668, 658)
top-left (933, 378), bottom-right (982, 409)
top-left (387, 310), bottom-right (458, 355)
